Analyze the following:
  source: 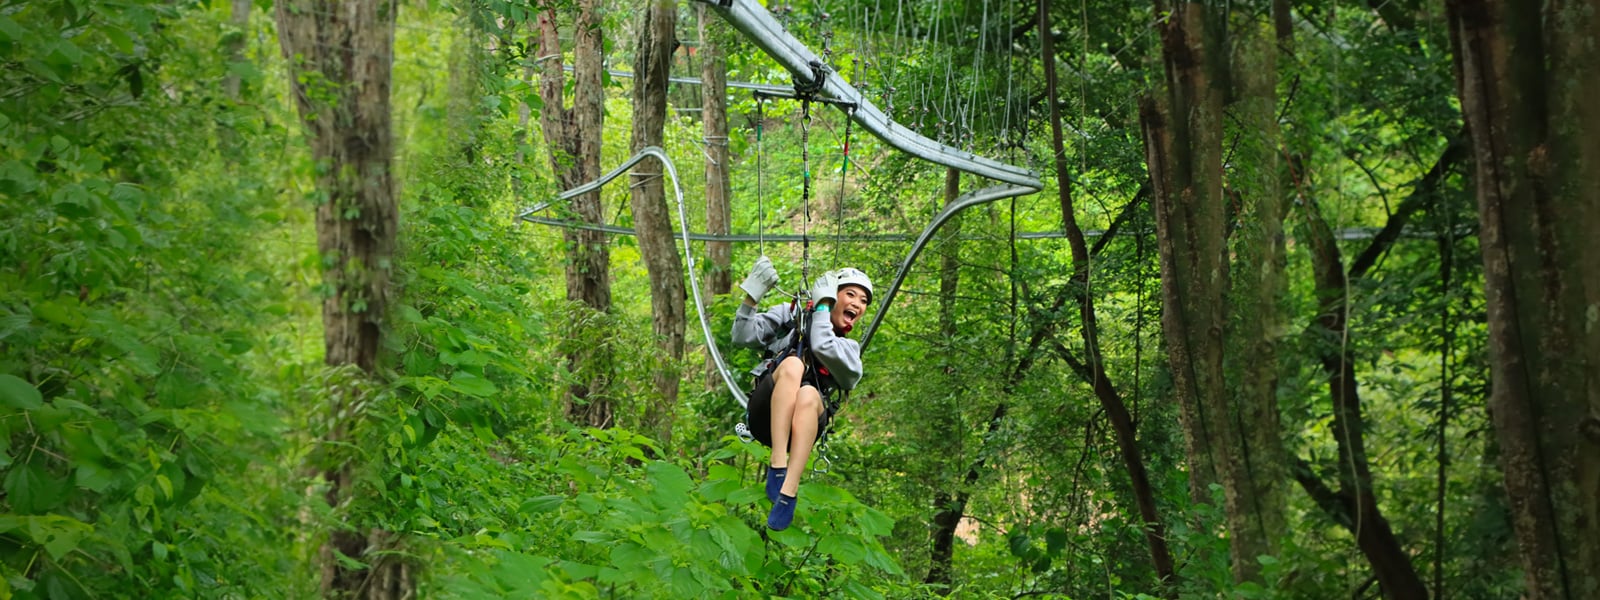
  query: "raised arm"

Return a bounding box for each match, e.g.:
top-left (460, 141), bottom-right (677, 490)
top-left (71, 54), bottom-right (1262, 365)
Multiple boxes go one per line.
top-left (733, 301), bottom-right (794, 350)
top-left (806, 312), bottom-right (863, 390)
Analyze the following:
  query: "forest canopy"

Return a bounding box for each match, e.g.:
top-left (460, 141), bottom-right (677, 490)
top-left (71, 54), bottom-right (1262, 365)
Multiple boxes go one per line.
top-left (0, 0), bottom-right (1596, 598)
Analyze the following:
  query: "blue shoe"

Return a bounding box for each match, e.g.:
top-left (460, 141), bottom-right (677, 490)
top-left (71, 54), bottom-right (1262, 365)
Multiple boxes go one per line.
top-left (765, 466), bottom-right (787, 503)
top-left (768, 493), bottom-right (797, 531)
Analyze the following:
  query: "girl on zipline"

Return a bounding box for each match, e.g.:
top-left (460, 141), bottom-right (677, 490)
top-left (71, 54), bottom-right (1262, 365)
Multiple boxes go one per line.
top-left (732, 256), bottom-right (873, 531)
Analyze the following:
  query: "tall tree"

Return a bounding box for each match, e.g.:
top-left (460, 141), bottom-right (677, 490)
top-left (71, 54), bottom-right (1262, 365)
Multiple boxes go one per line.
top-left (699, 4), bottom-right (732, 298)
top-left (537, 0), bottom-right (613, 426)
top-left (1042, 0), bottom-right (1176, 588)
top-left (1294, 185), bottom-right (1434, 600)
top-left (1447, 1), bottom-right (1600, 598)
top-left (1139, 0), bottom-right (1283, 583)
top-left (1219, 3), bottom-right (1290, 581)
top-left (631, 0), bottom-right (686, 443)
top-left (925, 167), bottom-right (964, 590)
top-left (273, 0), bottom-right (409, 596)
top-left (224, 0), bottom-right (250, 101)
top-left (698, 4), bottom-right (733, 390)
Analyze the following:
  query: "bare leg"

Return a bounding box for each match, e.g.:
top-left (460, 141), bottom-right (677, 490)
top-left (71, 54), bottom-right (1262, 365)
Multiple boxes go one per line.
top-left (780, 385), bottom-right (824, 496)
top-left (768, 356), bottom-right (805, 468)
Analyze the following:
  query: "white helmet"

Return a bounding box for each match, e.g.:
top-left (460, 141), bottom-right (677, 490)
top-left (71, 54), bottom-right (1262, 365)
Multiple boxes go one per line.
top-left (832, 267), bottom-right (873, 303)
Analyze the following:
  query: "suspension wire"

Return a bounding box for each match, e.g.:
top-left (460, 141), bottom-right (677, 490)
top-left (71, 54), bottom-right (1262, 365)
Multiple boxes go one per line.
top-left (1004, 0), bottom-right (1016, 164)
top-left (801, 97), bottom-right (813, 291)
top-left (837, 104), bottom-right (855, 266)
top-left (756, 94), bottom-right (766, 256)
top-left (969, 0), bottom-right (989, 152)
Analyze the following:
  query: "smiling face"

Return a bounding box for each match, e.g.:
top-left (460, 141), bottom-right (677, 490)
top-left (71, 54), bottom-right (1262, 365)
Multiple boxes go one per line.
top-left (830, 284), bottom-right (871, 336)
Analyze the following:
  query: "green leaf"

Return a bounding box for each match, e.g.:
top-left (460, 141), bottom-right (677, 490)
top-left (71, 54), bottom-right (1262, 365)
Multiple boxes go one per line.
top-left (819, 535), bottom-right (866, 565)
top-left (0, 312), bottom-right (28, 342)
top-left (32, 300), bottom-right (81, 328)
top-left (449, 372), bottom-right (498, 397)
top-left (1031, 555), bottom-right (1051, 574)
top-left (519, 495), bottom-right (564, 514)
top-left (725, 487), bottom-right (764, 506)
top-left (155, 474), bottom-right (174, 501)
top-left (646, 462), bottom-right (692, 503)
top-left (0, 15), bottom-right (23, 42)
top-left (857, 507), bottom-right (894, 537)
top-left (0, 374), bottom-right (43, 409)
top-left (557, 560), bottom-right (600, 580)
top-left (1007, 531), bottom-right (1034, 559)
top-left (75, 463), bottom-right (116, 493)
top-left (697, 478), bottom-right (740, 503)
top-left (1045, 527), bottom-right (1069, 555)
top-left (770, 526), bottom-right (809, 548)
top-left (5, 463), bottom-right (67, 513)
top-left (27, 515), bottom-right (93, 560)
top-left (843, 580), bottom-right (885, 600)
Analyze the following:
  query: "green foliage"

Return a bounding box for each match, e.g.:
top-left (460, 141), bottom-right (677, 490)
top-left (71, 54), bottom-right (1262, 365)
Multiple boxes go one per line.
top-left (429, 433), bottom-right (905, 599)
top-left (0, 0), bottom-right (1522, 598)
top-left (0, 0), bottom-right (313, 595)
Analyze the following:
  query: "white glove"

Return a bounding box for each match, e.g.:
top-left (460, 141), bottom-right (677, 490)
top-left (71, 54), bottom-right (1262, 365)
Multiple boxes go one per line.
top-left (809, 270), bottom-right (838, 307)
top-left (739, 256), bottom-right (779, 303)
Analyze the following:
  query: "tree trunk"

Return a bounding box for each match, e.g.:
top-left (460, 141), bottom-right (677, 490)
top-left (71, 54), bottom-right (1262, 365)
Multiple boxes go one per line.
top-left (224, 0), bottom-right (250, 101)
top-left (1140, 1), bottom-right (1229, 507)
top-left (273, 0), bottom-right (408, 597)
top-left (698, 5), bottom-right (733, 391)
top-left (631, 0), bottom-right (685, 445)
top-left (1221, 7), bottom-right (1290, 579)
top-left (1281, 137), bottom-right (1460, 600)
top-left (1140, 0), bottom-right (1283, 581)
top-left (537, 3), bottom-right (613, 427)
top-left (925, 167), bottom-right (963, 591)
top-left (1447, 1), bottom-right (1600, 598)
top-left (1298, 196), bottom-right (1431, 600)
top-left (1043, 0), bottom-right (1176, 588)
top-left (698, 4), bottom-right (732, 298)
top-left (220, 0), bottom-right (251, 153)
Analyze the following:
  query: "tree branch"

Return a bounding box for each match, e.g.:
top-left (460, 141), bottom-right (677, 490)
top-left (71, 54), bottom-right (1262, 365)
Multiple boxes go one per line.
top-left (1346, 132), bottom-right (1466, 281)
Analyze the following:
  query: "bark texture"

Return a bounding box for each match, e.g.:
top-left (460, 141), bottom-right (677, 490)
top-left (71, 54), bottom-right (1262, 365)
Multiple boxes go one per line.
top-left (224, 0), bottom-right (250, 100)
top-left (698, 5), bottom-right (733, 391)
top-left (925, 167), bottom-right (963, 591)
top-left (699, 4), bottom-right (732, 298)
top-left (631, 0), bottom-right (686, 444)
top-left (1447, 1), bottom-right (1600, 598)
top-left (1141, 1), bottom-right (1281, 583)
top-left (1221, 10), bottom-right (1289, 581)
top-left (274, 0), bottom-right (408, 596)
top-left (537, 2), bottom-right (613, 427)
top-left (1141, 1), bottom-right (1230, 507)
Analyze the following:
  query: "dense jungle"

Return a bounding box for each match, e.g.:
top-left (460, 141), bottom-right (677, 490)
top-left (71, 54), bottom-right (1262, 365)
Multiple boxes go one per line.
top-left (1, 0), bottom-right (1597, 598)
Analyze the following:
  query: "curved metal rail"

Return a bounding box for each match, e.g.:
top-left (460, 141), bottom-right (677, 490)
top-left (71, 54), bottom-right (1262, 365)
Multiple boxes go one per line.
top-left (527, 0), bottom-right (1046, 407)
top-left (858, 184), bottom-right (1036, 350)
top-left (695, 0), bottom-right (1042, 190)
top-left (532, 147), bottom-right (752, 407)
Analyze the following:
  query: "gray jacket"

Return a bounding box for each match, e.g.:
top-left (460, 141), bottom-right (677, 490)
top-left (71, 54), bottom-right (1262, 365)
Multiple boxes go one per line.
top-left (732, 301), bottom-right (864, 391)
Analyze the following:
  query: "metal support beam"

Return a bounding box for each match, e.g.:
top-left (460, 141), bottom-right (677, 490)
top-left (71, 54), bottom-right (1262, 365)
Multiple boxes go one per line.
top-left (694, 0), bottom-right (1042, 190)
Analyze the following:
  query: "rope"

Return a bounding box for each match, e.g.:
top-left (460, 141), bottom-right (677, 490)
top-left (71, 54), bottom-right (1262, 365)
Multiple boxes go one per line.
top-left (756, 95), bottom-right (766, 256)
top-left (837, 105), bottom-right (854, 266)
top-left (800, 97), bottom-right (813, 292)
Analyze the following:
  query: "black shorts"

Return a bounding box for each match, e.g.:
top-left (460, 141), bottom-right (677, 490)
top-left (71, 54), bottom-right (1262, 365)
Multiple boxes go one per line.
top-left (747, 360), bottom-right (833, 448)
